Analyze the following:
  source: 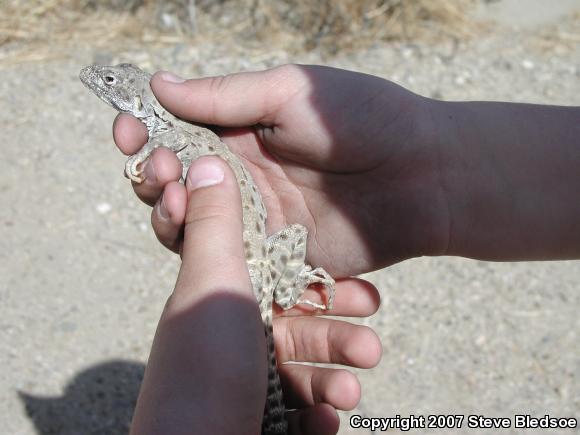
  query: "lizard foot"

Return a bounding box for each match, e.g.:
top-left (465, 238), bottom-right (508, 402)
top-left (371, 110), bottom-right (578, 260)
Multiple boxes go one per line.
top-left (274, 264), bottom-right (336, 312)
top-left (124, 155), bottom-right (146, 183)
top-left (296, 266), bottom-right (335, 311)
top-left (267, 224), bottom-right (336, 312)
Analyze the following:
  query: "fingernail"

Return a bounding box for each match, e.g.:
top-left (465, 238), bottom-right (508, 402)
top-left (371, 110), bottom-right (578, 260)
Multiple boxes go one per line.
top-left (187, 159), bottom-right (224, 191)
top-left (144, 159), bottom-right (157, 183)
top-left (159, 193), bottom-right (170, 220)
top-left (159, 71), bottom-right (185, 83)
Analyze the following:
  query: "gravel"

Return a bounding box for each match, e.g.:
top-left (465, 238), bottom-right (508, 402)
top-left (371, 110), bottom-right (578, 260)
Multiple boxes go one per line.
top-left (1, 3), bottom-right (578, 434)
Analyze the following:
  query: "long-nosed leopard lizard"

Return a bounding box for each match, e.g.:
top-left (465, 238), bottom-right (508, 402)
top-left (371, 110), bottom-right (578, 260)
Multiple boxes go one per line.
top-left (80, 63), bottom-right (335, 435)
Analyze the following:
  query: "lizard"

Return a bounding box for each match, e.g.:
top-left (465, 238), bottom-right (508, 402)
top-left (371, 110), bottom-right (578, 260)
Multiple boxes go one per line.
top-left (79, 63), bottom-right (336, 435)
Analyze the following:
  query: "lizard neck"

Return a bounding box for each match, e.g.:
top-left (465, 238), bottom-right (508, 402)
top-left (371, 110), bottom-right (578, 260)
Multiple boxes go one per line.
top-left (138, 96), bottom-right (173, 139)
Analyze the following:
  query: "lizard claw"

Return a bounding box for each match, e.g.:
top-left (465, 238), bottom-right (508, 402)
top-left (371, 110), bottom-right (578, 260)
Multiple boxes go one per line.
top-left (299, 267), bottom-right (335, 311)
top-left (125, 156), bottom-right (146, 183)
top-left (295, 298), bottom-right (328, 310)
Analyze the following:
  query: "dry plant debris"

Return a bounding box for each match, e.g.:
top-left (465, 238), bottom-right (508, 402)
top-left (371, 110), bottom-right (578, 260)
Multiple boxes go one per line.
top-left (1, 0), bottom-right (477, 63)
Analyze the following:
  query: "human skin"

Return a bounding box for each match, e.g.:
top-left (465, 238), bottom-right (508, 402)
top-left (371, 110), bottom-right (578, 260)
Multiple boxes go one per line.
top-left (114, 64), bottom-right (580, 273)
top-left (130, 157), bottom-right (383, 435)
top-left (116, 64), bottom-right (580, 434)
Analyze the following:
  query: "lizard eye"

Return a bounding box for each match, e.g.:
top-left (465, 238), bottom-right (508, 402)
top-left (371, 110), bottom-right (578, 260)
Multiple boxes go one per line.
top-left (104, 75), bottom-right (116, 85)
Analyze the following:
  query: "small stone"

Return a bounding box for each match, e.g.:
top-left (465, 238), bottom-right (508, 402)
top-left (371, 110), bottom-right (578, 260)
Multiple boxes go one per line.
top-left (521, 59), bottom-right (535, 70)
top-left (475, 335), bottom-right (486, 346)
top-left (401, 47), bottom-right (414, 59)
top-left (58, 321), bottom-right (78, 332)
top-left (96, 202), bottom-right (112, 214)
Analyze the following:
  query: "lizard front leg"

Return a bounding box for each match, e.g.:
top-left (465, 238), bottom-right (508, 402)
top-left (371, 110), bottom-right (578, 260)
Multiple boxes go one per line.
top-left (265, 224), bottom-right (335, 311)
top-left (124, 141), bottom-right (157, 183)
top-left (125, 131), bottom-right (190, 183)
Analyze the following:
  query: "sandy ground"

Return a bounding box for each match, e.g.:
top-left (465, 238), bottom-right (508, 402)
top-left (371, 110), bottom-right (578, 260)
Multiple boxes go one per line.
top-left (1, 1), bottom-right (579, 434)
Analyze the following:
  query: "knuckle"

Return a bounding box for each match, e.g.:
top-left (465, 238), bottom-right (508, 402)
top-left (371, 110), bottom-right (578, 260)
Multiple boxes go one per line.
top-left (262, 64), bottom-right (308, 120)
top-left (206, 74), bottom-right (231, 122)
top-left (184, 202), bottom-right (234, 227)
top-left (283, 319), bottom-right (298, 362)
top-left (270, 63), bottom-right (300, 78)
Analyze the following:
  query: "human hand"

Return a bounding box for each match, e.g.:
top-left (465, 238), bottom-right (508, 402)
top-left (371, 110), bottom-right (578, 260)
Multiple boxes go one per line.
top-left (113, 64), bottom-right (449, 276)
top-left (130, 156), bottom-right (382, 435)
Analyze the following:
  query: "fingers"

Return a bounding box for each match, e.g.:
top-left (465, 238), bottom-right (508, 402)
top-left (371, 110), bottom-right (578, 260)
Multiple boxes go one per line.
top-left (274, 316), bottom-right (382, 368)
top-left (281, 365), bottom-right (360, 411)
top-left (287, 403), bottom-right (339, 435)
top-left (151, 181), bottom-right (187, 253)
top-left (113, 114), bottom-right (183, 207)
top-left (150, 65), bottom-right (306, 126)
top-left (275, 278), bottom-right (381, 317)
top-left (172, 156), bottom-right (252, 304)
top-left (133, 147), bottom-right (183, 206)
top-left (113, 113), bottom-right (148, 155)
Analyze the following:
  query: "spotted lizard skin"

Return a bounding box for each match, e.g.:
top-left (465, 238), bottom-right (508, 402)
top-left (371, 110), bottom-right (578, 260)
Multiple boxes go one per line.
top-left (80, 64), bottom-right (336, 435)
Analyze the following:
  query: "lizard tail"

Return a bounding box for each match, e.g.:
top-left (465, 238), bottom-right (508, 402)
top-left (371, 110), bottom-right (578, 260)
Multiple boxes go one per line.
top-left (261, 303), bottom-right (288, 435)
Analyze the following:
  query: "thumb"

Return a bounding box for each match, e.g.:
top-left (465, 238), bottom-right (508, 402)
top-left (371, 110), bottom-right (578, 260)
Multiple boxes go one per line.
top-left (150, 66), bottom-right (305, 127)
top-left (174, 155), bottom-right (252, 301)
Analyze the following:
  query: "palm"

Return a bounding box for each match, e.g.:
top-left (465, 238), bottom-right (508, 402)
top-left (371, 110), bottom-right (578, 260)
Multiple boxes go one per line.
top-left (220, 93), bottom-right (436, 276)
top-left (115, 64), bottom-right (445, 276)
top-left (220, 133), bottom-right (370, 276)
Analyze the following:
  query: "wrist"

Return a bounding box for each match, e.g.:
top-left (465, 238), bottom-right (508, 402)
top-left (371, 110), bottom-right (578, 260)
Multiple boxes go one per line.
top-left (410, 96), bottom-right (455, 258)
top-left (367, 94), bottom-right (454, 267)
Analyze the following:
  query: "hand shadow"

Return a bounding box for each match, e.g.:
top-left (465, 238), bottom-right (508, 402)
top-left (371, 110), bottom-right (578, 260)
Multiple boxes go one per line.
top-left (19, 360), bottom-right (144, 435)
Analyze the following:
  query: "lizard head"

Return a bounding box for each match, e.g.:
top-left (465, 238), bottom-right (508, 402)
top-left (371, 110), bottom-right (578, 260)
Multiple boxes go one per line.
top-left (79, 63), bottom-right (153, 118)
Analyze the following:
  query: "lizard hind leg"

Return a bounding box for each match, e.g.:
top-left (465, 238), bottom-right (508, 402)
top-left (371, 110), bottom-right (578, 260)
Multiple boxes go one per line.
top-left (265, 224), bottom-right (335, 311)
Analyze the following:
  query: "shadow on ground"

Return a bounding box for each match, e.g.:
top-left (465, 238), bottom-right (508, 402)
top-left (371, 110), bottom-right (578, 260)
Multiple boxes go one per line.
top-left (19, 360), bottom-right (143, 435)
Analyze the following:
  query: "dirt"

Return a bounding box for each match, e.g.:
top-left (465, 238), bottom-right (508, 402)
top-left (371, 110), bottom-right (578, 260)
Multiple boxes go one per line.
top-left (1, 1), bottom-right (579, 434)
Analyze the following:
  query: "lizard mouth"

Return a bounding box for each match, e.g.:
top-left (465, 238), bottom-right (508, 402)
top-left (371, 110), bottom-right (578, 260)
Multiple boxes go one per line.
top-left (79, 66), bottom-right (106, 99)
top-left (79, 66), bottom-right (118, 108)
top-left (78, 66), bottom-right (95, 88)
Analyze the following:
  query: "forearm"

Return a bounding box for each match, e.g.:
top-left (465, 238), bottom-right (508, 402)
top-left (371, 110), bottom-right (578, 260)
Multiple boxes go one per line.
top-left (130, 296), bottom-right (265, 435)
top-left (428, 99), bottom-right (580, 261)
